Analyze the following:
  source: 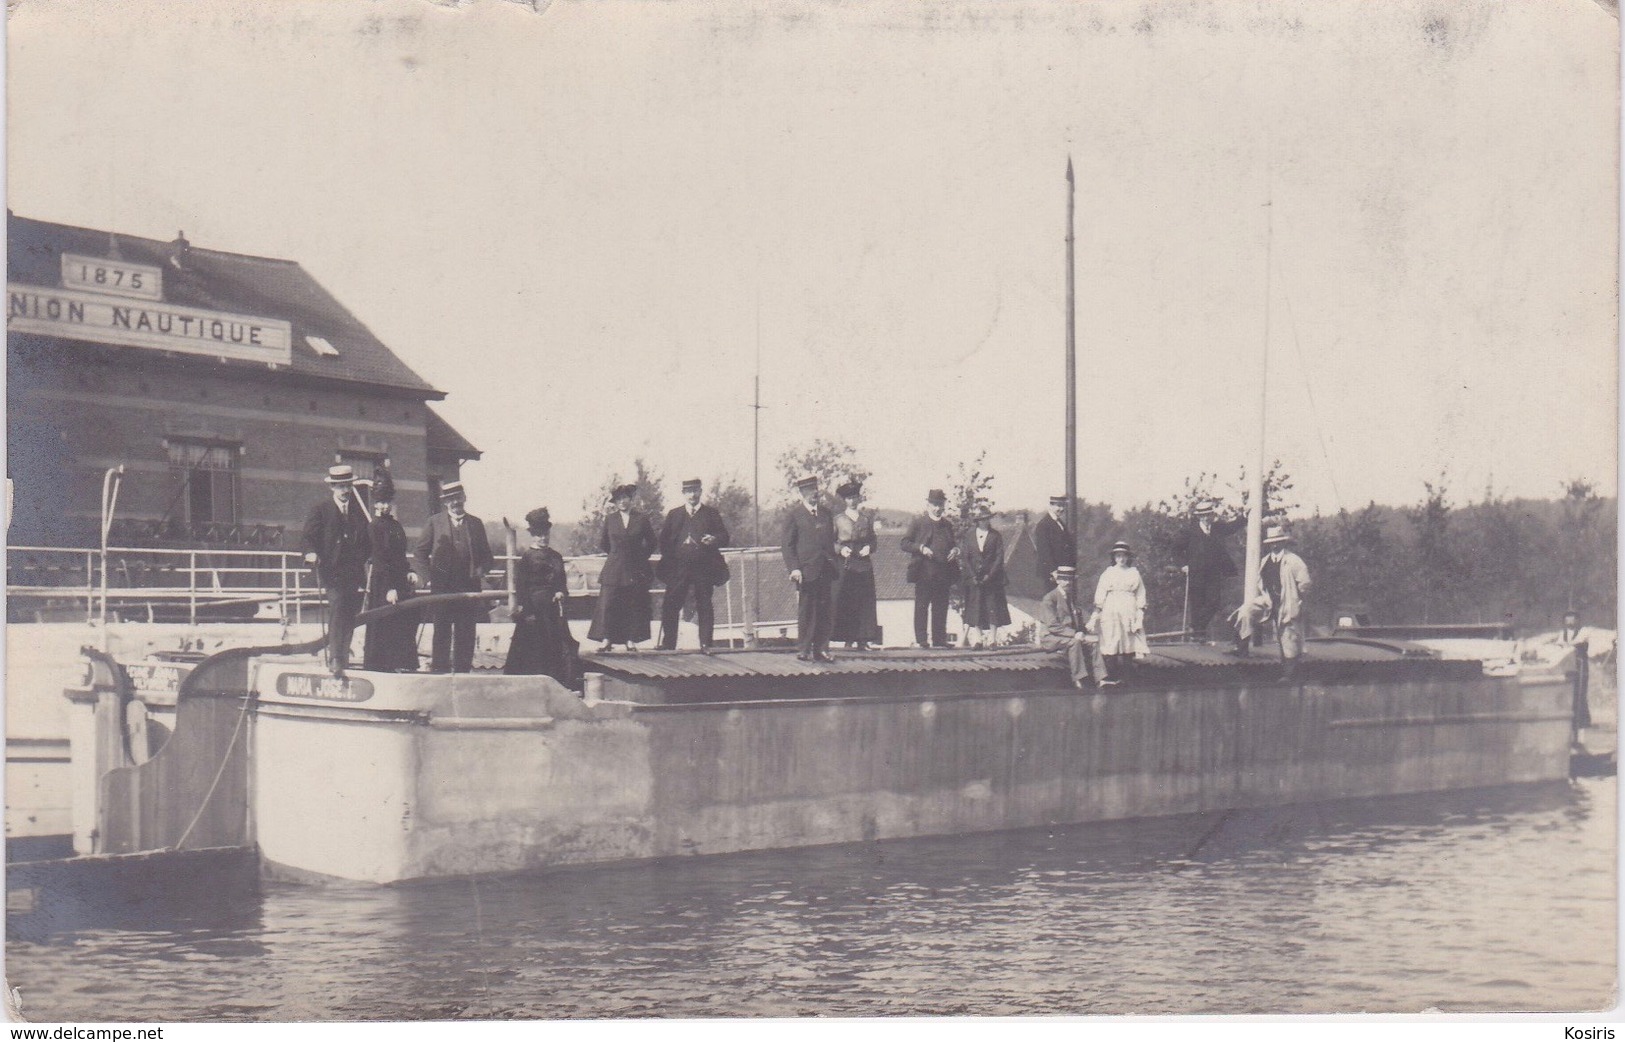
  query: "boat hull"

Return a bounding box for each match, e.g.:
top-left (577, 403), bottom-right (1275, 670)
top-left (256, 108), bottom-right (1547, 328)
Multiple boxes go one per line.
top-left (245, 653), bottom-right (1573, 884)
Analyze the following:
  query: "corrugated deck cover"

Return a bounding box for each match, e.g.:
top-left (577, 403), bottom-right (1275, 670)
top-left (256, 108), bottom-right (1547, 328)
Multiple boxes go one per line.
top-left (581, 637), bottom-right (1435, 681)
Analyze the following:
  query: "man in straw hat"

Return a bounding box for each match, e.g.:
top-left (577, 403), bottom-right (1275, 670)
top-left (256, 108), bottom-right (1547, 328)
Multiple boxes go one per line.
top-left (1179, 497), bottom-right (1246, 646)
top-left (781, 474), bottom-right (838, 662)
top-left (657, 478), bottom-right (730, 652)
top-left (301, 464), bottom-right (372, 674)
top-left (901, 488), bottom-right (961, 648)
top-left (1034, 495), bottom-right (1076, 592)
top-left (1257, 523), bottom-right (1313, 682)
top-left (413, 480), bottom-right (494, 673)
top-left (1037, 566), bottom-right (1104, 689)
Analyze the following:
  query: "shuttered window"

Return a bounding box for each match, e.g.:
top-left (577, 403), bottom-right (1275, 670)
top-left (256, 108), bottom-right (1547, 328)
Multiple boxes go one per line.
top-left (167, 440), bottom-right (239, 525)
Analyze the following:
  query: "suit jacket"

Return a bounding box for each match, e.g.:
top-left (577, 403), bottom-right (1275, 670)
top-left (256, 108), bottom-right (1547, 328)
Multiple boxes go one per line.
top-left (781, 504), bottom-right (838, 583)
top-left (367, 514), bottom-right (412, 601)
top-left (599, 510), bottom-right (656, 589)
top-left (833, 508), bottom-right (878, 576)
top-left (901, 514), bottom-right (960, 586)
top-left (301, 495), bottom-right (372, 584)
top-left (413, 511), bottom-right (493, 594)
top-left (1259, 550), bottom-right (1312, 625)
top-left (658, 504), bottom-right (730, 586)
top-left (1037, 586), bottom-right (1085, 651)
top-left (961, 526), bottom-right (1007, 588)
top-left (1181, 518), bottom-right (1246, 586)
top-left (1034, 514), bottom-right (1075, 582)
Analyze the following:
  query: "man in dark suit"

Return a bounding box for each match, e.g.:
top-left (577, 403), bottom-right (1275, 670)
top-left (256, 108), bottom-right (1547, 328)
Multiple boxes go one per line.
top-left (413, 480), bottom-right (494, 673)
top-left (781, 474), bottom-right (838, 662)
top-left (658, 478), bottom-right (730, 651)
top-left (301, 465), bottom-right (372, 674)
top-left (1179, 498), bottom-right (1246, 645)
top-left (901, 488), bottom-right (960, 648)
top-left (1034, 495), bottom-right (1075, 591)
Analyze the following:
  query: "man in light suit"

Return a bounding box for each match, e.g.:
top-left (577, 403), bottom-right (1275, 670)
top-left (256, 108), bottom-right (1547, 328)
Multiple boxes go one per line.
top-left (1258, 523), bottom-right (1312, 683)
top-left (301, 464), bottom-right (372, 674)
top-left (781, 475), bottom-right (838, 662)
top-left (658, 478), bottom-right (731, 651)
top-left (413, 480), bottom-right (494, 673)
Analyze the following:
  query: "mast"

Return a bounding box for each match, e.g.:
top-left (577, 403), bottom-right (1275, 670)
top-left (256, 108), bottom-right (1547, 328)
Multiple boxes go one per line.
top-left (1065, 156), bottom-right (1077, 560)
top-left (745, 292), bottom-right (763, 649)
top-left (1241, 189), bottom-right (1273, 642)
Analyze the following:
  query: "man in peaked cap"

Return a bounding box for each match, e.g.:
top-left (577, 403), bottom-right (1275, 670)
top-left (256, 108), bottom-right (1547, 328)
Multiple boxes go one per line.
top-left (413, 480), bottom-right (494, 673)
top-left (1258, 523), bottom-right (1312, 683)
top-left (781, 474), bottom-right (838, 661)
top-left (1179, 497), bottom-right (1247, 645)
top-left (1034, 495), bottom-right (1076, 592)
top-left (658, 478), bottom-right (730, 651)
top-left (301, 464), bottom-right (372, 674)
top-left (901, 488), bottom-right (961, 648)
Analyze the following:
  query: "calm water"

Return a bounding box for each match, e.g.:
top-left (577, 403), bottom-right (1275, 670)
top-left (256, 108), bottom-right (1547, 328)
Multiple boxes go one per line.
top-left (5, 778), bottom-right (1616, 1020)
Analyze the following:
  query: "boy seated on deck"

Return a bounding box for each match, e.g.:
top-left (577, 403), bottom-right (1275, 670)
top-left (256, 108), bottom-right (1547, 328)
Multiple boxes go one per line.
top-left (1037, 566), bottom-right (1109, 689)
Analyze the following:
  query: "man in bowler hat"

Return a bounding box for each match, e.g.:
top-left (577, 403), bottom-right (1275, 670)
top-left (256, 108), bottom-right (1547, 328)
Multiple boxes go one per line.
top-left (781, 475), bottom-right (838, 662)
top-left (658, 478), bottom-right (731, 651)
top-left (901, 489), bottom-right (960, 647)
top-left (413, 480), bottom-right (494, 673)
top-left (301, 464), bottom-right (372, 674)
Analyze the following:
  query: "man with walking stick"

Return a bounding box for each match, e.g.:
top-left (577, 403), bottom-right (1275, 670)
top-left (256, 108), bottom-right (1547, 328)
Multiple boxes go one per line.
top-left (301, 465), bottom-right (372, 675)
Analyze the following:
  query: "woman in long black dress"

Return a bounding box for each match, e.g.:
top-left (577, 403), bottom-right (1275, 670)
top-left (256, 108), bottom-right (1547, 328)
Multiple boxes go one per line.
top-left (959, 505), bottom-right (1010, 648)
top-left (830, 479), bottom-right (880, 649)
top-left (504, 507), bottom-right (577, 685)
top-left (587, 483), bottom-right (655, 651)
top-left (362, 471), bottom-right (419, 672)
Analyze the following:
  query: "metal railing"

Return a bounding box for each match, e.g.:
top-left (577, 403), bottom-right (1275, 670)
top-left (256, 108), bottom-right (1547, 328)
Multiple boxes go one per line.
top-left (7, 543), bottom-right (797, 637)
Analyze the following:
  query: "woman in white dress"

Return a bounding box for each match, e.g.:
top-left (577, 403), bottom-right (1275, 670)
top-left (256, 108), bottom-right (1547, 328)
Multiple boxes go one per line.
top-left (1092, 540), bottom-right (1149, 684)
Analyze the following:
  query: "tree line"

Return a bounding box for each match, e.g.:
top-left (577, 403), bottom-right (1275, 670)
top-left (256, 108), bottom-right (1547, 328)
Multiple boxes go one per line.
top-left (560, 442), bottom-right (1615, 635)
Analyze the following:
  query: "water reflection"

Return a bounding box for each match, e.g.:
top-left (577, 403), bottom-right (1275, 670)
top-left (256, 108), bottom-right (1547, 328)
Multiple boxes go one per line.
top-left (8, 779), bottom-right (1614, 1020)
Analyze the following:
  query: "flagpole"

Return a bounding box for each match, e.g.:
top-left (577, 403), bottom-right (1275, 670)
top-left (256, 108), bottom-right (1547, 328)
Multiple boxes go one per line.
top-left (1065, 157), bottom-right (1078, 564)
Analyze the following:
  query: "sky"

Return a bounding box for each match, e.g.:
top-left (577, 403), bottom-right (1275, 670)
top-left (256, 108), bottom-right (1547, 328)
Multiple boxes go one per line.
top-left (6, 0), bottom-right (1619, 527)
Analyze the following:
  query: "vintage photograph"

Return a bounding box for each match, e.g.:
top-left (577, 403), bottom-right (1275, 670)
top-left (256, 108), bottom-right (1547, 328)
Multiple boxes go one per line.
top-left (3, 0), bottom-right (1618, 1023)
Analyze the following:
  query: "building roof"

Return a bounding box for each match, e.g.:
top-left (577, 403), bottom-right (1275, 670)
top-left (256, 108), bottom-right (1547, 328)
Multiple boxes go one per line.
top-left (7, 213), bottom-right (443, 397)
top-left (426, 406), bottom-right (482, 461)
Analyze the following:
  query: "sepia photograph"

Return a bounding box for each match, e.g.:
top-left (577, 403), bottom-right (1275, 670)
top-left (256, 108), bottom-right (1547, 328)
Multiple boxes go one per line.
top-left (2, 0), bottom-right (1618, 1024)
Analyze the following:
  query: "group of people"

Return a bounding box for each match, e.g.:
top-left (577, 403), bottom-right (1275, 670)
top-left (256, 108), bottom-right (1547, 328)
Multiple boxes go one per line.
top-left (301, 464), bottom-right (573, 684)
top-left (302, 464), bottom-right (1313, 687)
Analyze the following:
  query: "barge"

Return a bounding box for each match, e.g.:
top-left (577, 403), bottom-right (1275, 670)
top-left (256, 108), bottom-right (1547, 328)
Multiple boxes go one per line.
top-left (52, 635), bottom-right (1576, 885)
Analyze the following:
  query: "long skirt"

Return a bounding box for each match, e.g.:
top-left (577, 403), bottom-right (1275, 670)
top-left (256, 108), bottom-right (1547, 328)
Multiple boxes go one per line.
top-left (1096, 590), bottom-right (1149, 656)
top-left (589, 584), bottom-right (652, 644)
top-left (505, 608), bottom-right (577, 686)
top-left (831, 569), bottom-right (880, 643)
top-left (962, 583), bottom-right (1011, 629)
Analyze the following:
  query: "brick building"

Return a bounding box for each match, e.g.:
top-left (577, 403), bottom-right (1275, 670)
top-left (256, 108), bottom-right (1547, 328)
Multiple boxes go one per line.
top-left (6, 213), bottom-right (479, 549)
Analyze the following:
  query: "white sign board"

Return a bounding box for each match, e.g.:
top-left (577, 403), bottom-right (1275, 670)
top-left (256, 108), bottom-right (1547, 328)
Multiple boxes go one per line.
top-left (60, 253), bottom-right (163, 301)
top-left (7, 284), bottom-right (293, 365)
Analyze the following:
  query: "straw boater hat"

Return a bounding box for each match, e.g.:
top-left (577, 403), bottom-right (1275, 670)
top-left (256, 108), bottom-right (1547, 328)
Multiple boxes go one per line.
top-left (681, 478), bottom-right (702, 492)
top-left (439, 480), bottom-right (465, 500)
top-left (794, 475), bottom-right (819, 491)
top-left (836, 479), bottom-right (862, 499)
top-left (525, 507), bottom-right (552, 535)
top-left (1193, 498), bottom-right (1219, 516)
top-left (1109, 540), bottom-right (1134, 559)
top-left (1262, 523), bottom-right (1293, 546)
top-left (325, 464), bottom-right (355, 485)
top-left (926, 488), bottom-right (947, 505)
top-left (610, 482), bottom-right (638, 501)
top-left (1053, 565), bottom-right (1078, 581)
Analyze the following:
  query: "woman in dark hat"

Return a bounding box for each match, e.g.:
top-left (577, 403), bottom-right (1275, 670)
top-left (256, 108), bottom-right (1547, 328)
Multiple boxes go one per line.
top-left (504, 507), bottom-right (578, 684)
top-left (1092, 539), bottom-right (1148, 684)
top-left (588, 482), bottom-right (655, 651)
top-left (362, 469), bottom-right (419, 672)
top-left (830, 479), bottom-right (880, 650)
top-left (959, 504), bottom-right (1010, 648)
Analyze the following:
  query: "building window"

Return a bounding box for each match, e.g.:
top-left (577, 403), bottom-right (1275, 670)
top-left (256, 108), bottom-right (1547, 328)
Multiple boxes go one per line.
top-left (338, 451), bottom-right (387, 484)
top-left (167, 440), bottom-right (240, 525)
